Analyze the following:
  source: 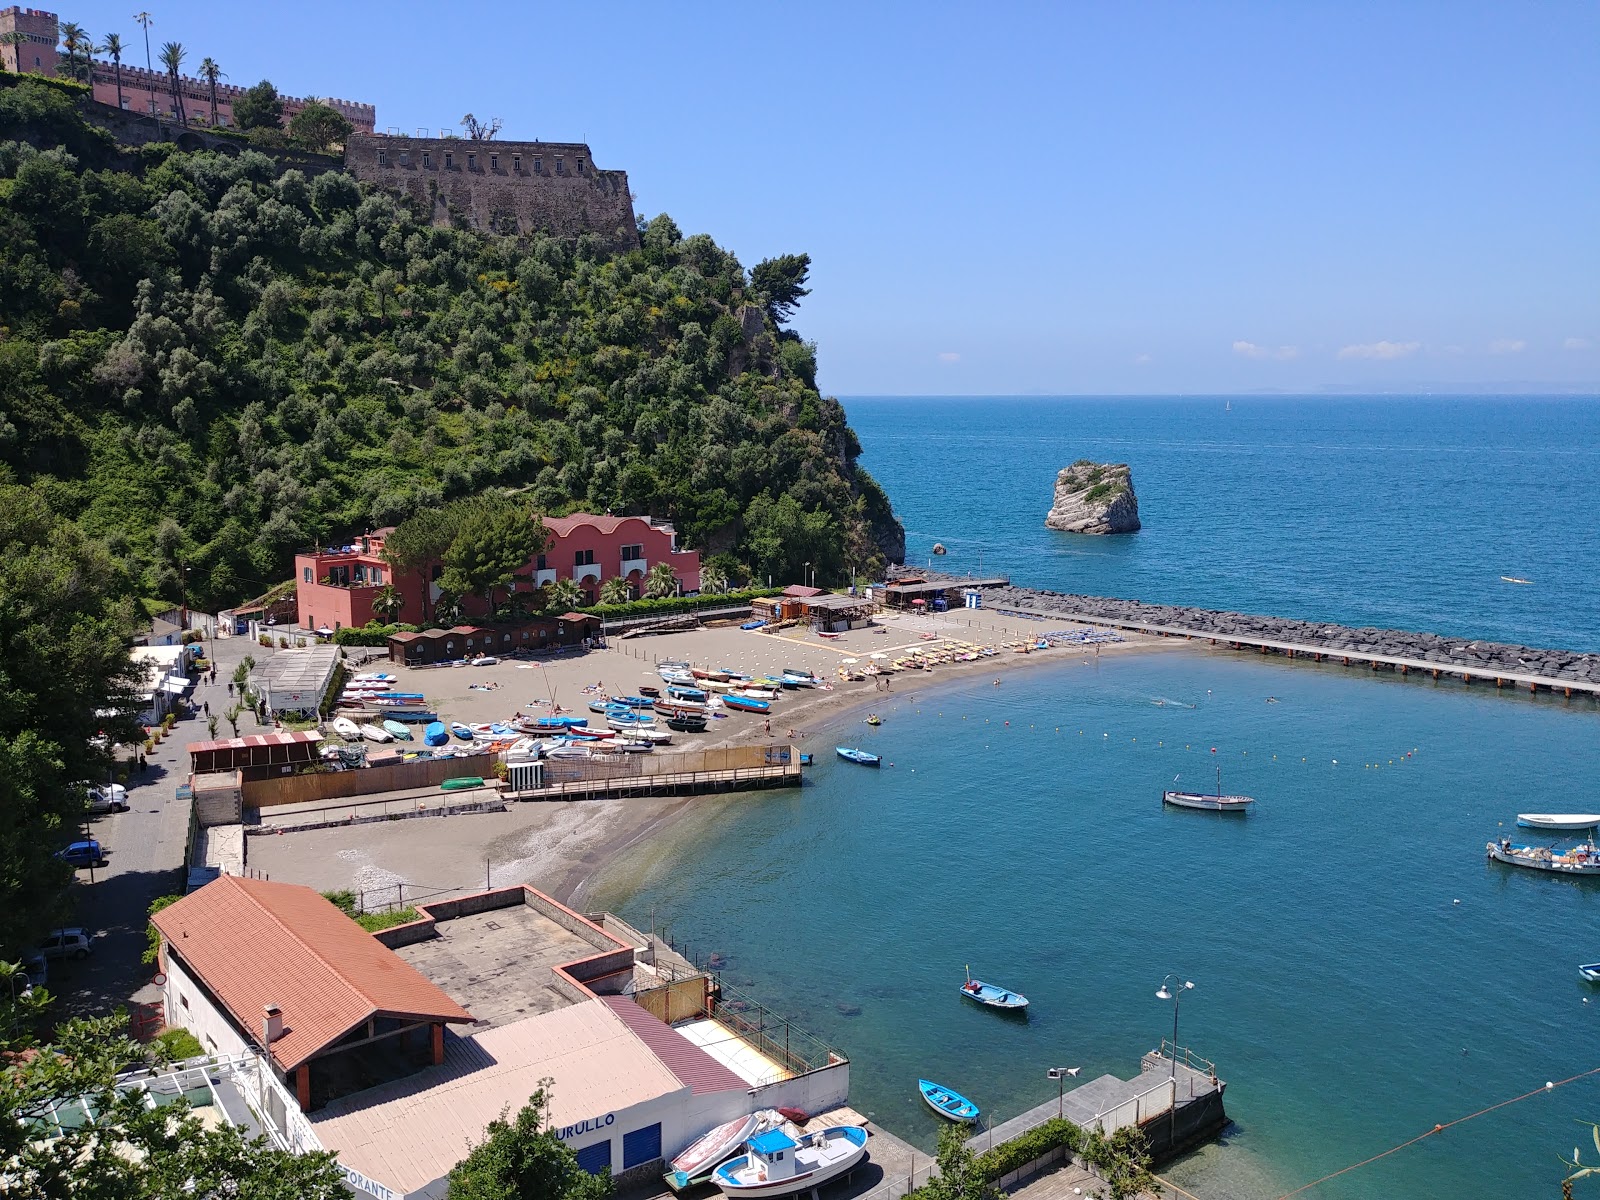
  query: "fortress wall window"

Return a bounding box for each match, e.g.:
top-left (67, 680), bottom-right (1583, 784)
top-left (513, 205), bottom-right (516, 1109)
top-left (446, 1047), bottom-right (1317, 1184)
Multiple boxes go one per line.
top-left (467, 152), bottom-right (477, 171)
top-left (490, 153), bottom-right (499, 171)
top-left (533, 156), bottom-right (542, 174)
top-left (513, 153), bottom-right (522, 173)
top-left (422, 151), bottom-right (431, 168)
top-left (444, 151), bottom-right (453, 168)
top-left (377, 148), bottom-right (387, 166)
top-left (398, 150), bottom-right (409, 165)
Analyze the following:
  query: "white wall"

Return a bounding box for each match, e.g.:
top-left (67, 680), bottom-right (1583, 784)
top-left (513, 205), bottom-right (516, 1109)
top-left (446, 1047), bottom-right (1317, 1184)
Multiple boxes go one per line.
top-left (163, 951), bottom-right (253, 1061)
top-left (749, 1061), bottom-right (851, 1119)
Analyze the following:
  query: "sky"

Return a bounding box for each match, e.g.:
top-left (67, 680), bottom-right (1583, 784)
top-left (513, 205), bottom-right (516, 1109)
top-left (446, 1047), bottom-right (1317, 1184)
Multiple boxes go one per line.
top-left (59, 1), bottom-right (1599, 395)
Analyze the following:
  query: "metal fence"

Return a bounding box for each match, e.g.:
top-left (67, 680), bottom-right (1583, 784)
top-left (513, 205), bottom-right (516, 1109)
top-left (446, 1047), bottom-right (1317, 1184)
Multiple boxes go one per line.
top-left (708, 980), bottom-right (843, 1079)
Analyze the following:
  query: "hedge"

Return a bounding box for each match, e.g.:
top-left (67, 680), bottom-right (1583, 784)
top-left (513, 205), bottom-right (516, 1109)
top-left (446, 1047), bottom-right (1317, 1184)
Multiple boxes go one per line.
top-left (582, 587), bottom-right (783, 622)
top-left (976, 1118), bottom-right (1083, 1181)
top-left (332, 622), bottom-right (421, 646)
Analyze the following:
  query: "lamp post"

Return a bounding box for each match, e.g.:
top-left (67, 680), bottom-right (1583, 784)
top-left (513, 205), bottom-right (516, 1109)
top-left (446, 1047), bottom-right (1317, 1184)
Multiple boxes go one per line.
top-left (1156, 974), bottom-right (1194, 1144)
top-left (1046, 1066), bottom-right (1081, 1119)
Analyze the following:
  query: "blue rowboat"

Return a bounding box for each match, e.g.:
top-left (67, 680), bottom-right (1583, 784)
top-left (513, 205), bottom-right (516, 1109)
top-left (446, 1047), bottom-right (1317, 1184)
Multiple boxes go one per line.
top-left (959, 969), bottom-right (1028, 1011)
top-left (422, 721), bottom-right (449, 747)
top-left (836, 747), bottom-right (880, 767)
top-left (387, 710), bottom-right (439, 723)
top-left (918, 1079), bottom-right (980, 1122)
top-left (667, 685), bottom-right (708, 702)
top-left (613, 695), bottom-right (655, 708)
top-left (450, 722), bottom-right (474, 741)
top-left (722, 694), bottom-right (770, 713)
top-left (1580, 963), bottom-right (1600, 983)
top-left (533, 715), bottom-right (587, 729)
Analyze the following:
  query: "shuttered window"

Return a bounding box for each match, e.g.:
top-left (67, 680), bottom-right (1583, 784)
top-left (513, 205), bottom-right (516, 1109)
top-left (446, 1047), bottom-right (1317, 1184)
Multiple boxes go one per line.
top-left (622, 1123), bottom-right (662, 1169)
top-left (575, 1141), bottom-right (611, 1175)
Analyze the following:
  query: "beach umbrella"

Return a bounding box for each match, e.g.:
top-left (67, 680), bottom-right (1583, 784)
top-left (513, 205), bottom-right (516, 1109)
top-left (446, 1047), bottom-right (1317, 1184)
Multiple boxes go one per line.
top-left (869, 652), bottom-right (888, 660)
top-left (842, 658), bottom-right (858, 664)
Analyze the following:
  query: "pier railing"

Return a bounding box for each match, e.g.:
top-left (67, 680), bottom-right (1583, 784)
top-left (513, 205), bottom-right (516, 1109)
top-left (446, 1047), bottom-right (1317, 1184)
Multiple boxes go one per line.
top-left (707, 980), bottom-right (844, 1079)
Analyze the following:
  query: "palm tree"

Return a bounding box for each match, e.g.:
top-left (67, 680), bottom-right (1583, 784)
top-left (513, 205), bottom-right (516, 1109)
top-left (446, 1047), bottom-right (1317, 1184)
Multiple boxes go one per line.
top-left (644, 562), bottom-right (678, 600)
top-left (371, 584), bottom-right (404, 625)
top-left (101, 32), bottom-right (125, 108)
top-left (598, 577), bottom-right (631, 606)
top-left (0, 30), bottom-right (30, 73)
top-left (699, 564), bottom-right (729, 595)
top-left (158, 40), bottom-right (185, 124)
top-left (198, 56), bottom-right (224, 126)
top-left (57, 21), bottom-right (90, 83)
top-left (544, 578), bottom-right (582, 615)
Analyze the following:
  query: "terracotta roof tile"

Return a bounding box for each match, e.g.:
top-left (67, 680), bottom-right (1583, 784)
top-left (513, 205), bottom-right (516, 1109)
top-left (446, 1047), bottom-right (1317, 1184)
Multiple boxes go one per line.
top-left (600, 995), bottom-right (747, 1095)
top-left (152, 876), bottom-right (471, 1070)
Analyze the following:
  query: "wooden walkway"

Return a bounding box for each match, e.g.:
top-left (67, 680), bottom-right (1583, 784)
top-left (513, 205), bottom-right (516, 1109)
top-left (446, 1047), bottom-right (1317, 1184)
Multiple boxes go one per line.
top-left (999, 605), bottom-right (1600, 698)
top-left (511, 762), bottom-right (802, 802)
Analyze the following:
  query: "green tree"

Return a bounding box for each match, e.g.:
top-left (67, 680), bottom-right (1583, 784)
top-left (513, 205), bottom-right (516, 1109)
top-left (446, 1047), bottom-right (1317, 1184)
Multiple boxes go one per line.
top-left (384, 509), bottom-right (454, 625)
top-left (232, 78), bottom-right (283, 130)
top-left (598, 576), bottom-right (630, 605)
top-left (223, 703), bottom-right (242, 737)
top-left (741, 492), bottom-right (840, 586)
top-left (289, 100), bottom-right (353, 152)
top-left (158, 40), bottom-right (186, 124)
top-left (447, 1085), bottom-right (612, 1200)
top-left (697, 563), bottom-right (728, 594)
top-left (542, 578), bottom-right (582, 615)
top-left (440, 497), bottom-right (545, 615)
top-left (371, 583), bottom-right (404, 624)
top-left (643, 561), bottom-right (677, 599)
top-left (749, 253), bottom-right (811, 327)
top-left (0, 487), bottom-right (141, 957)
top-left (197, 56), bottom-right (224, 127)
top-left (101, 32), bottom-right (125, 106)
top-left (920, 1124), bottom-right (1000, 1200)
top-left (56, 21), bottom-right (91, 82)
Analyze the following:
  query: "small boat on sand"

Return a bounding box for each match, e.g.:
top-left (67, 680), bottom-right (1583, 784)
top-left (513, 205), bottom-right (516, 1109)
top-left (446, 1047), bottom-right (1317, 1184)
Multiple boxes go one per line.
top-left (613, 695), bottom-right (655, 708)
top-left (918, 1079), bottom-right (979, 1122)
top-left (423, 721), bottom-right (448, 747)
top-left (723, 694), bottom-right (770, 713)
top-left (331, 717), bottom-right (361, 740)
top-left (1517, 814), bottom-right (1600, 831)
top-left (959, 968), bottom-right (1028, 1011)
top-left (1487, 837), bottom-right (1600, 875)
top-left (712, 1127), bottom-right (869, 1198)
top-left (450, 722), bottom-right (474, 741)
top-left (360, 723), bottom-right (393, 743)
top-left (382, 719), bottom-right (413, 740)
top-left (836, 747), bottom-right (880, 767)
top-left (666, 1112), bottom-right (770, 1191)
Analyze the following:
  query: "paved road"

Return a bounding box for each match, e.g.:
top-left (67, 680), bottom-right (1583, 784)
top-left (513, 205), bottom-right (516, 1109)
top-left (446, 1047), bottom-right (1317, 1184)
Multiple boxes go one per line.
top-left (55, 634), bottom-right (278, 1023)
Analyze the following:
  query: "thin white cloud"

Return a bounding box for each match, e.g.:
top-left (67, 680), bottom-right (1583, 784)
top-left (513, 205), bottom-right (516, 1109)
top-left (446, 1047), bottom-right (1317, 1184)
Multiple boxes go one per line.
top-left (1337, 340), bottom-right (1421, 361)
top-left (1232, 340), bottom-right (1298, 361)
top-left (1563, 337), bottom-right (1593, 351)
top-left (1488, 338), bottom-right (1526, 355)
top-left (937, 352), bottom-right (960, 364)
top-left (1132, 353), bottom-right (1153, 364)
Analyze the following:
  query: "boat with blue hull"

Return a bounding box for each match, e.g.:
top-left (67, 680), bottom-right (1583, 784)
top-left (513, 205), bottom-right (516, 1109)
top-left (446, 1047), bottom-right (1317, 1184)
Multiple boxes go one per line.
top-left (918, 1079), bottom-right (979, 1122)
top-left (836, 747), bottom-right (881, 767)
top-left (422, 721), bottom-right (449, 747)
top-left (723, 694), bottom-right (771, 713)
top-left (960, 968), bottom-right (1028, 1011)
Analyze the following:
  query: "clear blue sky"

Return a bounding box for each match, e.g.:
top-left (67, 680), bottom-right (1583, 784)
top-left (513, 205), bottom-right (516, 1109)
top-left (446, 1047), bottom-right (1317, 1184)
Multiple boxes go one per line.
top-left (65, 1), bottom-right (1598, 394)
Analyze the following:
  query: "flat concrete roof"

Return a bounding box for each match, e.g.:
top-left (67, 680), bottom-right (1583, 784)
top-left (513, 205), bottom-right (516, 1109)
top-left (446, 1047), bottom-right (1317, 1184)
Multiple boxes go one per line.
top-left (392, 904), bottom-right (599, 1029)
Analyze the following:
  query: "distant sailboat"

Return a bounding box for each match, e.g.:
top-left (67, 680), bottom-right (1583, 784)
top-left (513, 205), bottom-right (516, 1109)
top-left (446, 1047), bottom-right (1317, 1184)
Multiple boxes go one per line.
top-left (1225, 400), bottom-right (1232, 412)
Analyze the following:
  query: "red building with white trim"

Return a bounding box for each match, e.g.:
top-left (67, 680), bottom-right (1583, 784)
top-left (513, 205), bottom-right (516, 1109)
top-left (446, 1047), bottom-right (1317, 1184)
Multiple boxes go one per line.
top-left (294, 514), bottom-right (699, 632)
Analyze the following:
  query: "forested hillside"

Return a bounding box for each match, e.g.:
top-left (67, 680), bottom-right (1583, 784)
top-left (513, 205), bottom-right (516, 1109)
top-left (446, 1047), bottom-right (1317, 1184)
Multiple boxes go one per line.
top-left (0, 77), bottom-right (902, 613)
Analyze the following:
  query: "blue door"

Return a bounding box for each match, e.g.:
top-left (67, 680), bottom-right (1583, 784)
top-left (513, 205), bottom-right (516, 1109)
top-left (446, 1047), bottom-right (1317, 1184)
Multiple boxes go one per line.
top-left (622, 1122), bottom-right (662, 1170)
top-left (575, 1140), bottom-right (611, 1175)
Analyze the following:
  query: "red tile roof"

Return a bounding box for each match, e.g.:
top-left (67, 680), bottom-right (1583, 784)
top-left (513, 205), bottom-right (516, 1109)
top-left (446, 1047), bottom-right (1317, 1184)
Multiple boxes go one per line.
top-left (152, 876), bottom-right (472, 1071)
top-left (599, 995), bottom-right (747, 1095)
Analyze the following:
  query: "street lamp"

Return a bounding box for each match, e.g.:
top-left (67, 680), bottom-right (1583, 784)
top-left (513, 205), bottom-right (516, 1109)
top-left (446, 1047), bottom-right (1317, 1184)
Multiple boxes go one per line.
top-left (1046, 1066), bottom-right (1081, 1119)
top-left (1156, 975), bottom-right (1194, 1142)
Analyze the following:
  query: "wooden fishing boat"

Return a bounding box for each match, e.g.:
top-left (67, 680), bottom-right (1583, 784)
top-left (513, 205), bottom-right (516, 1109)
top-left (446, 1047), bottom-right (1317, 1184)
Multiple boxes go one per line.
top-left (1517, 814), bottom-right (1600, 831)
top-left (736, 687), bottom-right (781, 701)
top-left (639, 685), bottom-right (662, 698)
top-left (836, 746), bottom-right (880, 767)
top-left (712, 1127), bottom-right (868, 1199)
top-left (385, 710), bottom-right (439, 723)
top-left (1580, 963), bottom-right (1600, 983)
top-left (918, 1079), bottom-right (979, 1122)
top-left (667, 685), bottom-right (709, 703)
top-left (723, 694), bottom-right (771, 713)
top-left (331, 716), bottom-right (361, 740)
top-left (666, 1112), bottom-right (766, 1192)
top-left (1163, 765), bottom-right (1254, 813)
top-left (1487, 837), bottom-right (1600, 875)
top-left (660, 668), bottom-right (695, 685)
top-left (532, 715), bottom-right (588, 730)
top-left (667, 715), bottom-right (708, 733)
top-left (613, 695), bottom-right (655, 708)
top-left (450, 722), bottom-right (474, 741)
top-left (959, 968), bottom-right (1028, 1011)
top-left (692, 668), bottom-right (731, 682)
top-left (360, 723), bottom-right (393, 743)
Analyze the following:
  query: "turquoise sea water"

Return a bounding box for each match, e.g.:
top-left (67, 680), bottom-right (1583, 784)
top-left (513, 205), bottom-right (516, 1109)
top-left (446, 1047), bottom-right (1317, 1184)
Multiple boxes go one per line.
top-left (588, 397), bottom-right (1600, 1199)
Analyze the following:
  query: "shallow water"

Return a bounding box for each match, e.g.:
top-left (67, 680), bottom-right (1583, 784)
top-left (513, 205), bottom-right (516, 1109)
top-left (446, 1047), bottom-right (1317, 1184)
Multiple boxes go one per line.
top-left (589, 650), bottom-right (1600, 1199)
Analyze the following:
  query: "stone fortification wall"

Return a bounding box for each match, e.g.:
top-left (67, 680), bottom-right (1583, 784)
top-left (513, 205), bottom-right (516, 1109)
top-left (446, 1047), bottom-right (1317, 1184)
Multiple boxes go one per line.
top-left (345, 134), bottom-right (637, 252)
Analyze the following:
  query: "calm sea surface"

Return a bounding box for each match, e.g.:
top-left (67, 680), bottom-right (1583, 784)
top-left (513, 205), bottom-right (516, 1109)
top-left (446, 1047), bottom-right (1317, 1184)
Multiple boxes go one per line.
top-left (588, 397), bottom-right (1600, 1200)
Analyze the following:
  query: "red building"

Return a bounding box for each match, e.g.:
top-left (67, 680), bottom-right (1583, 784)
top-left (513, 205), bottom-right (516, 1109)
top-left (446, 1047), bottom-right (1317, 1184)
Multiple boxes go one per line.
top-left (294, 514), bottom-right (699, 632)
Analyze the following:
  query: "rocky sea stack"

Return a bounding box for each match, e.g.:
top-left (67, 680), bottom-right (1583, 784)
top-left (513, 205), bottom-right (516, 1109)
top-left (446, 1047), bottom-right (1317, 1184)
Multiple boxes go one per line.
top-left (1044, 461), bottom-right (1141, 534)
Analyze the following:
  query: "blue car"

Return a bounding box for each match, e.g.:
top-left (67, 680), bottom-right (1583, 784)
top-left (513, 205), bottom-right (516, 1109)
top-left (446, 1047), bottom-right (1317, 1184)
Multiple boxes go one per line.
top-left (56, 840), bottom-right (106, 869)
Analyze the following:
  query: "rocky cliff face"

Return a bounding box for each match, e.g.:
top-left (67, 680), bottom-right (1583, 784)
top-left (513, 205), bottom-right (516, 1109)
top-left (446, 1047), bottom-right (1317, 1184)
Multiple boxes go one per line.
top-left (1044, 461), bottom-right (1141, 534)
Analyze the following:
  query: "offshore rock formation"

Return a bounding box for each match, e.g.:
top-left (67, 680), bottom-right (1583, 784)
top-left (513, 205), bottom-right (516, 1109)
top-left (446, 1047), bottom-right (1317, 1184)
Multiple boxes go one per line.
top-left (1045, 461), bottom-right (1141, 534)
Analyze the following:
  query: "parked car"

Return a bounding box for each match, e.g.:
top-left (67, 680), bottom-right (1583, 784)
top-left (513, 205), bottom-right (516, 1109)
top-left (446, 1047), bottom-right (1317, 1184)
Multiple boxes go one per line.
top-left (56, 840), bottom-right (107, 869)
top-left (81, 783), bottom-right (130, 814)
top-left (21, 954), bottom-right (47, 991)
top-left (37, 927), bottom-right (92, 960)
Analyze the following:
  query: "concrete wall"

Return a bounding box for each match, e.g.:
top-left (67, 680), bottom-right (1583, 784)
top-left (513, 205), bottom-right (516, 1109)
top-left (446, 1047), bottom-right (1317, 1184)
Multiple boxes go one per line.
top-left (243, 754), bottom-right (495, 808)
top-left (749, 1060), bottom-right (851, 1117)
top-left (162, 951), bottom-right (253, 1061)
top-left (345, 134), bottom-right (637, 252)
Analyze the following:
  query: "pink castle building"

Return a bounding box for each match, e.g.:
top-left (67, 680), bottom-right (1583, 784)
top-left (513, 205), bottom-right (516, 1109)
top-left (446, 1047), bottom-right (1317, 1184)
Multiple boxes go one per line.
top-left (0, 7), bottom-right (375, 132)
top-left (295, 514), bottom-right (700, 633)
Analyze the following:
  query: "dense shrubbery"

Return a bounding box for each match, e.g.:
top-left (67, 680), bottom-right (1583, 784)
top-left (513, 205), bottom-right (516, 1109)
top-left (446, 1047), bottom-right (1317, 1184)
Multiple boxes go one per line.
top-left (331, 621), bottom-right (421, 645)
top-left (0, 77), bottom-right (901, 618)
top-left (581, 586), bottom-right (782, 621)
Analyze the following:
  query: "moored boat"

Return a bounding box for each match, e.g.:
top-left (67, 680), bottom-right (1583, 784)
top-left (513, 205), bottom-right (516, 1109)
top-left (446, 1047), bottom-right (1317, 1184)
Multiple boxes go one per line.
top-left (1517, 814), bottom-right (1600, 831)
top-left (1163, 789), bottom-right (1255, 813)
top-left (1487, 837), bottom-right (1600, 875)
top-left (532, 715), bottom-right (588, 730)
top-left (712, 1127), bottom-right (868, 1198)
top-left (836, 746), bottom-right (880, 767)
top-left (918, 1079), bottom-right (979, 1122)
top-left (1580, 963), bottom-right (1600, 983)
top-left (959, 968), bottom-right (1028, 1010)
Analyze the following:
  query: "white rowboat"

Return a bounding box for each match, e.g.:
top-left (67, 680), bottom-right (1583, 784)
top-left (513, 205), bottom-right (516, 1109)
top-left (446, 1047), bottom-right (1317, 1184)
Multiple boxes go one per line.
top-left (1517, 814), bottom-right (1600, 831)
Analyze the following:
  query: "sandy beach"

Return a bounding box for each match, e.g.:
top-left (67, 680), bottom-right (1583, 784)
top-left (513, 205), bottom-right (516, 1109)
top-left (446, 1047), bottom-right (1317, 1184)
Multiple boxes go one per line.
top-left (248, 607), bottom-right (1166, 910)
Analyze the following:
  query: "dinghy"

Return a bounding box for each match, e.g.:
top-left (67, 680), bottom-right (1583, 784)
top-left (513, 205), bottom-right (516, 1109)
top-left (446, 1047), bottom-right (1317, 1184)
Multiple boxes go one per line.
top-left (1517, 814), bottom-right (1600, 831)
top-left (382, 719), bottom-right (413, 740)
top-left (613, 695), bottom-right (655, 708)
top-left (666, 1112), bottom-right (765, 1192)
top-left (532, 715), bottom-right (588, 729)
top-left (959, 968), bottom-right (1028, 1011)
top-left (712, 1127), bottom-right (869, 1199)
top-left (918, 1079), bottom-right (979, 1122)
top-left (1580, 963), bottom-right (1600, 983)
top-left (723, 694), bottom-right (771, 713)
top-left (450, 722), bottom-right (474, 741)
top-left (331, 717), bottom-right (361, 740)
top-left (836, 746), bottom-right (881, 767)
top-left (360, 723), bottom-right (393, 743)
top-left (423, 721), bottom-right (448, 747)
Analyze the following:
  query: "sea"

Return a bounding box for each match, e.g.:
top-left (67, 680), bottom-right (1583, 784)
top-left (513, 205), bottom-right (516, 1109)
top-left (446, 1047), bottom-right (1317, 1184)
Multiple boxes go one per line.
top-left (586, 396), bottom-right (1600, 1200)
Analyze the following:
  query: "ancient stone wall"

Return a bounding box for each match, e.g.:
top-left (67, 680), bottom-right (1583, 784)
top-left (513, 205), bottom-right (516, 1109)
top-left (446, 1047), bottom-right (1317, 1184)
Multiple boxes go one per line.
top-left (345, 134), bottom-right (637, 252)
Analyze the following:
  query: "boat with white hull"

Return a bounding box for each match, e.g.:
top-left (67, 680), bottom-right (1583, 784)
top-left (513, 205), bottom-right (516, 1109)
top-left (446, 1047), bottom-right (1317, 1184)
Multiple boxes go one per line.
top-left (666, 1111), bottom-right (776, 1191)
top-left (1487, 837), bottom-right (1600, 875)
top-left (1517, 814), bottom-right (1600, 831)
top-left (712, 1127), bottom-right (868, 1198)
